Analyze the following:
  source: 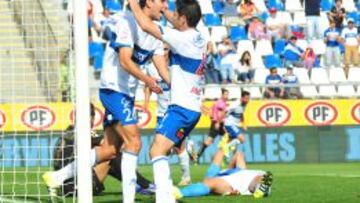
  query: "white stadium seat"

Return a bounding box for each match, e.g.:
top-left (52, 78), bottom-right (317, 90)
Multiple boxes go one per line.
top-left (210, 26), bottom-right (228, 43)
top-left (285, 0), bottom-right (303, 12)
top-left (293, 12), bottom-right (306, 26)
top-left (329, 68), bottom-right (355, 97)
top-left (198, 26), bottom-right (211, 41)
top-left (293, 68), bottom-right (318, 98)
top-left (348, 68), bottom-right (360, 97)
top-left (226, 85), bottom-right (241, 100)
top-left (310, 39), bottom-right (326, 55)
top-left (277, 11), bottom-right (293, 25)
top-left (343, 0), bottom-right (356, 11)
top-left (277, 68), bottom-right (286, 76)
top-left (311, 68), bottom-right (337, 98)
top-left (319, 12), bottom-right (330, 35)
top-left (237, 40), bottom-right (255, 56)
top-left (252, 0), bottom-right (268, 12)
top-left (198, 0), bottom-right (214, 14)
top-left (254, 68), bottom-right (269, 84)
top-left (255, 39), bottom-right (273, 56)
top-left (252, 52), bottom-right (266, 69)
top-left (204, 85), bottom-right (222, 100)
top-left (296, 40), bottom-right (308, 51)
top-left (244, 87), bottom-right (263, 99)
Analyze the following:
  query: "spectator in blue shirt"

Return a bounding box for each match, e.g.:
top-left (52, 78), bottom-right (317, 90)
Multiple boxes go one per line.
top-left (282, 66), bottom-right (302, 99)
top-left (283, 36), bottom-right (304, 68)
top-left (324, 20), bottom-right (342, 68)
top-left (264, 67), bottom-right (285, 99)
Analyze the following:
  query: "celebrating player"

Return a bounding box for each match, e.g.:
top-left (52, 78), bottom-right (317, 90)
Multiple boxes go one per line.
top-left (197, 88), bottom-right (229, 161)
top-left (127, 0), bottom-right (206, 202)
top-left (173, 150), bottom-right (273, 199)
top-left (43, 1), bottom-right (170, 202)
top-left (144, 44), bottom-right (192, 186)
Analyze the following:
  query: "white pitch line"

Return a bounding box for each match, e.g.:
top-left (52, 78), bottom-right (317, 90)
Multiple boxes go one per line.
top-left (279, 173), bottom-right (360, 178)
top-left (0, 197), bottom-right (38, 203)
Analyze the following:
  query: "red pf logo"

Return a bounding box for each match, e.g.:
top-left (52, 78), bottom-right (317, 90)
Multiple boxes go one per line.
top-left (21, 106), bottom-right (56, 130)
top-left (305, 102), bottom-right (338, 125)
top-left (134, 104), bottom-right (151, 128)
top-left (257, 103), bottom-right (291, 127)
top-left (351, 103), bottom-right (360, 124)
top-left (0, 110), bottom-right (6, 129)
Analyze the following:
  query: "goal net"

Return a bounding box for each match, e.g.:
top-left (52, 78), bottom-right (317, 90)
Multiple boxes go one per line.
top-left (0, 0), bottom-right (91, 202)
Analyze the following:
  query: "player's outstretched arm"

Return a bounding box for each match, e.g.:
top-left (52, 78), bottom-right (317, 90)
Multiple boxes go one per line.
top-left (162, 9), bottom-right (175, 25)
top-left (119, 47), bottom-right (162, 94)
top-left (128, 0), bottom-right (162, 40)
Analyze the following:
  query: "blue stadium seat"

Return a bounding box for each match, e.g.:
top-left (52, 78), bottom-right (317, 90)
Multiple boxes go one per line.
top-left (168, 0), bottom-right (176, 12)
top-left (267, 0), bottom-right (284, 11)
top-left (347, 12), bottom-right (360, 26)
top-left (357, 1), bottom-right (360, 10)
top-left (203, 13), bottom-right (222, 26)
top-left (260, 12), bottom-right (269, 22)
top-left (264, 54), bottom-right (282, 68)
top-left (320, 0), bottom-right (334, 11)
top-left (212, 0), bottom-right (224, 15)
top-left (105, 0), bottom-right (122, 13)
top-left (274, 39), bottom-right (286, 55)
top-left (229, 26), bottom-right (247, 41)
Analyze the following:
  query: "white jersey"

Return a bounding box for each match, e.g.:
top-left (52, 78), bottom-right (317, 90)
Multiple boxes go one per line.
top-left (224, 101), bottom-right (245, 127)
top-left (160, 26), bottom-right (206, 112)
top-left (100, 12), bottom-right (164, 97)
top-left (146, 63), bottom-right (170, 117)
top-left (220, 170), bottom-right (265, 195)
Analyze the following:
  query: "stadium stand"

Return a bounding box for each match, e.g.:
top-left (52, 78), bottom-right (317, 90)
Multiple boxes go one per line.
top-left (79, 0), bottom-right (359, 101)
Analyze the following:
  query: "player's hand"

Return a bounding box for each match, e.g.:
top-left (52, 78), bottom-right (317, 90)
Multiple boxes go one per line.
top-left (215, 122), bottom-right (220, 130)
top-left (146, 77), bottom-right (162, 94)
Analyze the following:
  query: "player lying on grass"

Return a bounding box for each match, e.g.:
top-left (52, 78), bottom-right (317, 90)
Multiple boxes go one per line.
top-left (49, 103), bottom-right (155, 197)
top-left (173, 149), bottom-right (273, 199)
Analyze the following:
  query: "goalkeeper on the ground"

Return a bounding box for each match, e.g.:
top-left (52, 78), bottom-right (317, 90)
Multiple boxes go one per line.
top-left (49, 103), bottom-right (155, 197)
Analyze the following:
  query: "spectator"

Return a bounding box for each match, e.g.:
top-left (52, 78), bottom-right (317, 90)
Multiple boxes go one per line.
top-left (204, 42), bottom-right (221, 84)
top-left (264, 67), bottom-right (285, 99)
top-left (301, 0), bottom-right (321, 40)
top-left (329, 0), bottom-right (346, 29)
top-left (266, 7), bottom-right (288, 41)
top-left (324, 20), bottom-right (342, 68)
top-left (283, 36), bottom-right (304, 67)
top-left (341, 19), bottom-right (360, 76)
top-left (223, 0), bottom-right (243, 26)
top-left (234, 51), bottom-right (255, 83)
top-left (302, 47), bottom-right (317, 70)
top-left (282, 67), bottom-right (302, 99)
top-left (218, 36), bottom-right (237, 83)
top-left (239, 0), bottom-right (259, 23)
top-left (248, 16), bottom-right (270, 40)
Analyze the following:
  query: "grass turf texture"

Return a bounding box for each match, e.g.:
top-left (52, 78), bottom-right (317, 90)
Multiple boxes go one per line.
top-left (1, 163), bottom-right (360, 202)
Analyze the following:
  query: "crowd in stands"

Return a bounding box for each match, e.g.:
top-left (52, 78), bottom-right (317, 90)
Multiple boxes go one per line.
top-left (80, 0), bottom-right (360, 100)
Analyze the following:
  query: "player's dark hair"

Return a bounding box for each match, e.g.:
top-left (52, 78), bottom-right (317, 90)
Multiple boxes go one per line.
top-left (175, 0), bottom-right (202, 27)
top-left (221, 88), bottom-right (229, 95)
top-left (90, 103), bottom-right (95, 117)
top-left (139, 0), bottom-right (147, 8)
top-left (241, 91), bottom-right (250, 97)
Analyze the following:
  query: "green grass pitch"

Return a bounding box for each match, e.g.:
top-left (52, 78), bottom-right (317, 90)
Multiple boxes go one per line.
top-left (1, 163), bottom-right (360, 202)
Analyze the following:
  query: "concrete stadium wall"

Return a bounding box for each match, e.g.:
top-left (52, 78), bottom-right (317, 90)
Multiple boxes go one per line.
top-left (1, 125), bottom-right (359, 167)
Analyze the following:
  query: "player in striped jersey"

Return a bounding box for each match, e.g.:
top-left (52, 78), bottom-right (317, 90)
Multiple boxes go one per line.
top-left (128, 0), bottom-right (206, 202)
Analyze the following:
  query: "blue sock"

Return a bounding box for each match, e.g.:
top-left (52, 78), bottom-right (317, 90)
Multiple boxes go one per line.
top-left (180, 183), bottom-right (210, 197)
top-left (205, 163), bottom-right (221, 178)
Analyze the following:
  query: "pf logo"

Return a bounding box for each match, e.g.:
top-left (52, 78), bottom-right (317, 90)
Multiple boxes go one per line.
top-left (305, 102), bottom-right (338, 125)
top-left (70, 106), bottom-right (104, 128)
top-left (258, 103), bottom-right (291, 126)
top-left (134, 104), bottom-right (151, 128)
top-left (0, 110), bottom-right (6, 129)
top-left (21, 106), bottom-right (56, 130)
top-left (351, 103), bottom-right (360, 124)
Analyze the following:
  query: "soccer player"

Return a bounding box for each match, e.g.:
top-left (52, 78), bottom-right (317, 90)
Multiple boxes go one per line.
top-left (127, 0), bottom-right (206, 202)
top-left (144, 44), bottom-right (192, 186)
top-left (173, 150), bottom-right (273, 199)
top-left (221, 90), bottom-right (250, 154)
top-left (197, 88), bottom-right (229, 161)
top-left (43, 1), bottom-right (170, 202)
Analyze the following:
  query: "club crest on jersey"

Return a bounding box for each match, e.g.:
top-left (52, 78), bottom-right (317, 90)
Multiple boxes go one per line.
top-left (176, 128), bottom-right (184, 139)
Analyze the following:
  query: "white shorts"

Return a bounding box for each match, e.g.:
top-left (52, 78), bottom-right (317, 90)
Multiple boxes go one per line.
top-left (220, 170), bottom-right (265, 195)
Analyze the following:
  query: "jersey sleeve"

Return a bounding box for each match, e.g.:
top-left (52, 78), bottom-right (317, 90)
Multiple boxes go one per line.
top-left (153, 40), bottom-right (165, 56)
top-left (159, 25), bottom-right (182, 51)
top-left (109, 17), bottom-right (134, 51)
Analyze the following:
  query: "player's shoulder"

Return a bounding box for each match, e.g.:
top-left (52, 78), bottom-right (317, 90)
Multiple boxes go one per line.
top-left (191, 29), bottom-right (206, 49)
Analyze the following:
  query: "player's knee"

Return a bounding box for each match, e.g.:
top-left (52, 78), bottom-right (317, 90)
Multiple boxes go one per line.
top-left (205, 138), bottom-right (213, 145)
top-left (238, 134), bottom-right (245, 143)
top-left (124, 136), bottom-right (142, 153)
